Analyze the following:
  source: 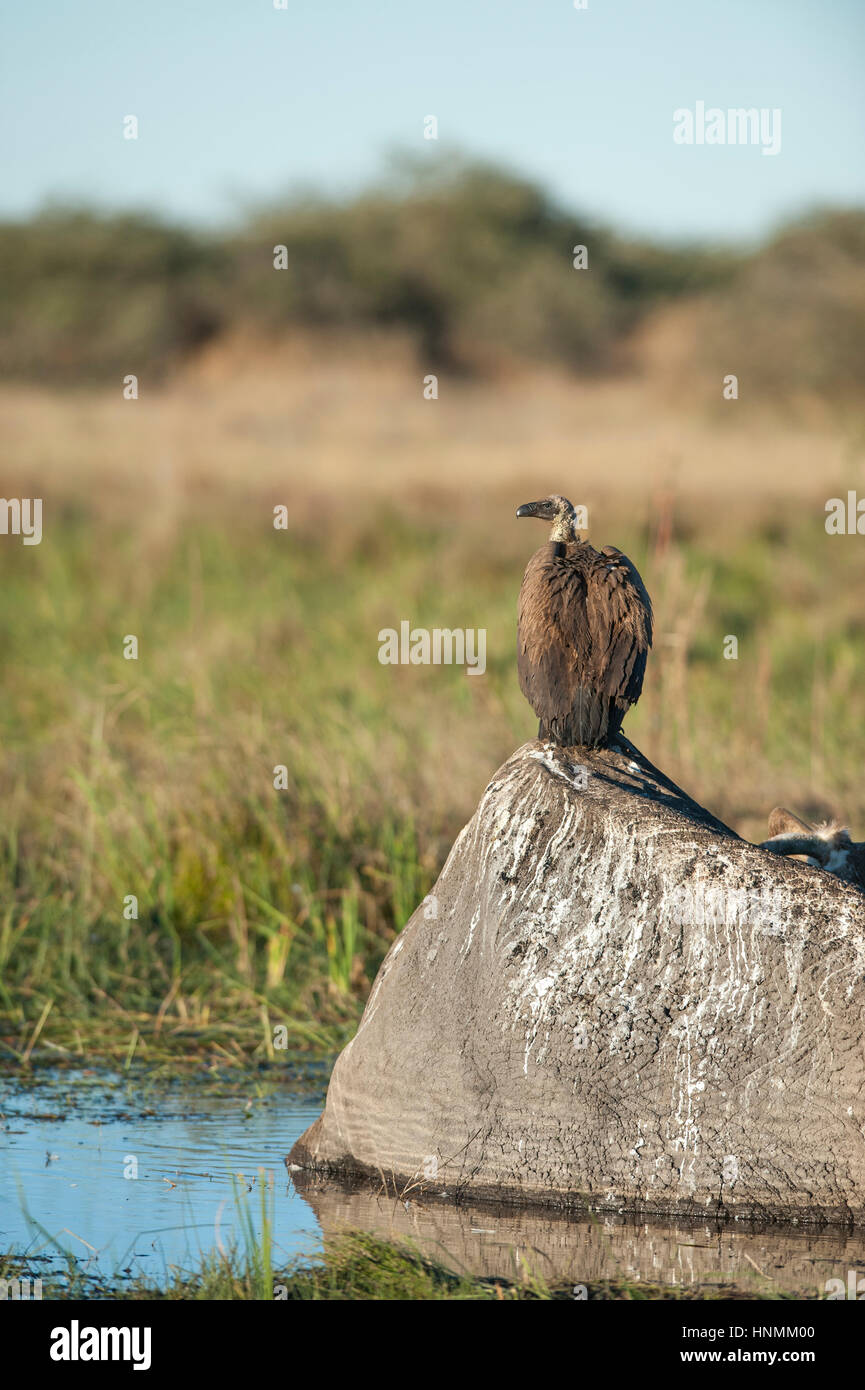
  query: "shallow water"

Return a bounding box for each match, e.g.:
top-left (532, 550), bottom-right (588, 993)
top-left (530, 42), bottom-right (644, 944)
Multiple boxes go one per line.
top-left (0, 1066), bottom-right (328, 1289)
top-left (294, 1172), bottom-right (865, 1297)
top-left (4, 1066), bottom-right (865, 1296)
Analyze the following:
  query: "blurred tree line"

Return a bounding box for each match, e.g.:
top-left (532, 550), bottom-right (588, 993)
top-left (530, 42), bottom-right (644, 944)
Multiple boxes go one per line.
top-left (0, 157), bottom-right (862, 399)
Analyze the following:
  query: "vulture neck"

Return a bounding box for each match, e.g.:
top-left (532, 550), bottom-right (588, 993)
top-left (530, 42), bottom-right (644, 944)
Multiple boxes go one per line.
top-left (549, 516), bottom-right (577, 555)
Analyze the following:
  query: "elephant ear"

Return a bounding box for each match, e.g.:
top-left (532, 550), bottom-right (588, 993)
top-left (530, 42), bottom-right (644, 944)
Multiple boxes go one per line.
top-left (768, 806), bottom-right (813, 838)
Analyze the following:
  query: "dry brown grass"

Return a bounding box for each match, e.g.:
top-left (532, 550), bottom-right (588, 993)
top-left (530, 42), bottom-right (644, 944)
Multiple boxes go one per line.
top-left (3, 333), bottom-right (859, 518)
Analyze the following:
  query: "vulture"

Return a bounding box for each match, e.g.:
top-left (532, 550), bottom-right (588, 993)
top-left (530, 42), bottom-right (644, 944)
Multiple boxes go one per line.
top-left (515, 494), bottom-right (653, 748)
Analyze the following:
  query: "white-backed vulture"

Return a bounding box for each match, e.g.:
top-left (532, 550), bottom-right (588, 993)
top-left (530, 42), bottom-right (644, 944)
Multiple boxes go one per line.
top-left (515, 494), bottom-right (653, 748)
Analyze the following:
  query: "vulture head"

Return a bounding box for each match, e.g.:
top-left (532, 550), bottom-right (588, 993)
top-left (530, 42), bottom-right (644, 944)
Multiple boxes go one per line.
top-left (516, 494), bottom-right (578, 544)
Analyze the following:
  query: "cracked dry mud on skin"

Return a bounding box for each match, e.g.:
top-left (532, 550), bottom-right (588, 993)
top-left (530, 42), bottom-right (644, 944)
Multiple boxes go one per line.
top-left (289, 740), bottom-right (865, 1225)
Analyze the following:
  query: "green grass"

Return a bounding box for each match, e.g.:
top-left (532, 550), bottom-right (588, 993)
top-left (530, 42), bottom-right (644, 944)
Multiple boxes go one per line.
top-left (1, 499), bottom-right (865, 1067)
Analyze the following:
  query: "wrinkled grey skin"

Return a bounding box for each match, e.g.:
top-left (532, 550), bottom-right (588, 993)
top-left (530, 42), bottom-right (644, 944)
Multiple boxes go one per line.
top-left (290, 740), bottom-right (865, 1225)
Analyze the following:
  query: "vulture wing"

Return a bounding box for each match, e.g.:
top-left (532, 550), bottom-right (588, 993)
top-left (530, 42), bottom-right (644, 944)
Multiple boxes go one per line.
top-left (517, 540), bottom-right (653, 747)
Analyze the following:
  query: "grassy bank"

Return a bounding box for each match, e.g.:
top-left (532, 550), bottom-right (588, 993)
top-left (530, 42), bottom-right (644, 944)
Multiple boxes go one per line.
top-left (1, 366), bottom-right (864, 1066)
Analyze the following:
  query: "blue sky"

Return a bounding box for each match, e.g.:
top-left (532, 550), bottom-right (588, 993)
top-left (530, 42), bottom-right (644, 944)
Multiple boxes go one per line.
top-left (2, 0), bottom-right (863, 242)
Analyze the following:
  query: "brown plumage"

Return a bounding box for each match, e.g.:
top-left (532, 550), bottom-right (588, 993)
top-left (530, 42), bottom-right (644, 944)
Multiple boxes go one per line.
top-left (515, 495), bottom-right (653, 748)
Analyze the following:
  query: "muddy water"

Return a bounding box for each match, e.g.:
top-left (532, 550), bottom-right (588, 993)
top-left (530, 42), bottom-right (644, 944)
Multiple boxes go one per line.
top-left (4, 1067), bottom-right (864, 1296)
top-left (0, 1067), bottom-right (327, 1288)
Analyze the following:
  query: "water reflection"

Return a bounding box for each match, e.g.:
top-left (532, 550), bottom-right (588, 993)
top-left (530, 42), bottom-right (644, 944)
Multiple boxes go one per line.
top-left (290, 1170), bottom-right (865, 1296)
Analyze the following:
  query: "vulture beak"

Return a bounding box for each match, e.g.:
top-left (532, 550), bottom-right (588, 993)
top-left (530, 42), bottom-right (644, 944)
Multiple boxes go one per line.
top-left (516, 499), bottom-right (556, 520)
